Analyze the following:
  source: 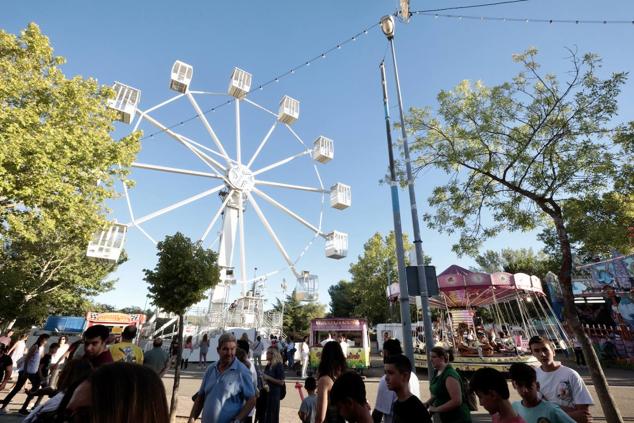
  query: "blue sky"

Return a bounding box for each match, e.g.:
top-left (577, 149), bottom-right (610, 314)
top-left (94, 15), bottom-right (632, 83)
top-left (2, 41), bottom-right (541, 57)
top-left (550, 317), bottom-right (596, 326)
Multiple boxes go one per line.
top-left (3, 1), bottom-right (633, 312)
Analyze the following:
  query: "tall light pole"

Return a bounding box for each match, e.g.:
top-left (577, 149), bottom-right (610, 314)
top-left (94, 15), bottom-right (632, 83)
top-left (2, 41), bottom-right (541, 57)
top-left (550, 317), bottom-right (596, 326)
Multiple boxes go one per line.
top-left (381, 14), bottom-right (435, 374)
top-left (380, 61), bottom-right (415, 366)
top-left (280, 278), bottom-right (288, 336)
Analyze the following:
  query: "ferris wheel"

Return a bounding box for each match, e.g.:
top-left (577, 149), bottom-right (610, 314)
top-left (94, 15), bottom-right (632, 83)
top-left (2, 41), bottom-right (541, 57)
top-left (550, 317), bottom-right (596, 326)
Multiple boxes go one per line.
top-left (86, 60), bottom-right (351, 303)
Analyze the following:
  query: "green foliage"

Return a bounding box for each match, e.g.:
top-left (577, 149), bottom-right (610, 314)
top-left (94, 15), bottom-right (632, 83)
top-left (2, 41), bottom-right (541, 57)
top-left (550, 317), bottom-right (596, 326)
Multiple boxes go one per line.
top-left (404, 48), bottom-right (633, 419)
top-left (348, 232), bottom-right (402, 325)
top-left (0, 23), bottom-right (139, 324)
top-left (144, 232), bottom-right (220, 315)
top-left (0, 220), bottom-right (125, 326)
top-left (538, 188), bottom-right (633, 265)
top-left (0, 23), bottom-right (139, 241)
top-left (273, 290), bottom-right (325, 337)
top-left (346, 232), bottom-right (431, 325)
top-left (546, 192), bottom-right (633, 260)
top-left (327, 280), bottom-right (357, 318)
top-left (475, 247), bottom-right (557, 279)
top-left (405, 48), bottom-right (631, 257)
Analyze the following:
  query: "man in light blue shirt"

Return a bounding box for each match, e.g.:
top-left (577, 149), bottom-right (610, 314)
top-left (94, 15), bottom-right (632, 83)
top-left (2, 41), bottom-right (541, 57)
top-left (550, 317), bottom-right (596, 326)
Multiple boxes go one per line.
top-left (188, 333), bottom-right (256, 423)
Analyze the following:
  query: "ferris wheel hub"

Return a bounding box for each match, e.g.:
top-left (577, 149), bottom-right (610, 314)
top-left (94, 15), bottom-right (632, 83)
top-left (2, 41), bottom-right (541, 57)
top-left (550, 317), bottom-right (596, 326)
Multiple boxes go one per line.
top-left (226, 164), bottom-right (255, 192)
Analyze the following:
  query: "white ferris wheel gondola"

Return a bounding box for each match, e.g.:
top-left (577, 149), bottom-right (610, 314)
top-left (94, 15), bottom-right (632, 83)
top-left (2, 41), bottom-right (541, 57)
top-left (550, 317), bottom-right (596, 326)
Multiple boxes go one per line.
top-left (86, 223), bottom-right (127, 261)
top-left (169, 60), bottom-right (193, 93)
top-left (295, 271), bottom-right (319, 302)
top-left (107, 82), bottom-right (140, 124)
top-left (93, 60), bottom-right (350, 309)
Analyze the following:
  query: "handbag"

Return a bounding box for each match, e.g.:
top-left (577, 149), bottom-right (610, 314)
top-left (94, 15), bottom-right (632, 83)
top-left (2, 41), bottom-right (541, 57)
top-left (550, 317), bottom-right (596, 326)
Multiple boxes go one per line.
top-left (280, 382), bottom-right (287, 399)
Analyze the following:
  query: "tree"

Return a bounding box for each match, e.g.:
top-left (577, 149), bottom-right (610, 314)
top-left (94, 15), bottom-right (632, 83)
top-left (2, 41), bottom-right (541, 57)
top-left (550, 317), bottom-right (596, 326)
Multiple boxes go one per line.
top-left (273, 290), bottom-right (326, 337)
top-left (539, 191), bottom-right (634, 262)
top-left (347, 232), bottom-right (431, 325)
top-left (0, 23), bottom-right (139, 323)
top-left (405, 47), bottom-right (631, 421)
top-left (348, 232), bottom-right (403, 325)
top-left (474, 247), bottom-right (556, 279)
top-left (327, 280), bottom-right (358, 318)
top-left (143, 232), bottom-right (220, 422)
top-left (0, 232), bottom-right (125, 327)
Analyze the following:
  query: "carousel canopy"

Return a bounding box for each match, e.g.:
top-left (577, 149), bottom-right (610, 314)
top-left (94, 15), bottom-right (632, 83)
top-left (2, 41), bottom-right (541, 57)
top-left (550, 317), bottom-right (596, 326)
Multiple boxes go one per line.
top-left (433, 265), bottom-right (544, 308)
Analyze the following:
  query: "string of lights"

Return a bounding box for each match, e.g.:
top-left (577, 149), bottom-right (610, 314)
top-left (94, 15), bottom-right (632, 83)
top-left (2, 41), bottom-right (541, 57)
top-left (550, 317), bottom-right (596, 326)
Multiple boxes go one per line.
top-left (140, 23), bottom-right (380, 140)
top-left (139, 1), bottom-right (632, 141)
top-left (416, 12), bottom-right (634, 25)
top-left (140, 0), bottom-right (527, 141)
top-left (412, 0), bottom-right (528, 14)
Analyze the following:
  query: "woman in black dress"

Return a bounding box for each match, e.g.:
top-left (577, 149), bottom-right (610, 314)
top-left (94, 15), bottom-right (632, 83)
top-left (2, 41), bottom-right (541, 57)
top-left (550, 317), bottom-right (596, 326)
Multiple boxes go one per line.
top-left (262, 347), bottom-right (285, 423)
top-left (315, 341), bottom-right (347, 423)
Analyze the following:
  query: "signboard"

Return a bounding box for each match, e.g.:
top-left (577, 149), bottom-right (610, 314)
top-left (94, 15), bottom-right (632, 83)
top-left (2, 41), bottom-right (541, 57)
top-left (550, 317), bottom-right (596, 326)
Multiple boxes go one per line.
top-left (311, 318), bottom-right (365, 331)
top-left (577, 253), bottom-right (634, 290)
top-left (309, 346), bottom-right (369, 369)
top-left (85, 312), bottom-right (146, 328)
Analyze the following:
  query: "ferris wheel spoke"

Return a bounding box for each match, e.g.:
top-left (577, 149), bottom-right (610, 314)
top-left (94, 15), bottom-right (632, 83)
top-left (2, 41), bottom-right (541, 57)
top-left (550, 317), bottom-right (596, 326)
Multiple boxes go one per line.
top-left (246, 193), bottom-right (301, 279)
top-left (254, 180), bottom-right (328, 193)
top-left (252, 188), bottom-right (323, 237)
top-left (243, 98), bottom-right (278, 118)
top-left (246, 122), bottom-right (278, 168)
top-left (135, 94), bottom-right (185, 126)
top-left (180, 135), bottom-right (227, 161)
top-left (133, 223), bottom-right (158, 245)
top-left (188, 91), bottom-right (227, 96)
top-left (142, 112), bottom-right (228, 175)
top-left (252, 150), bottom-right (311, 176)
top-left (236, 99), bottom-right (242, 164)
top-left (186, 92), bottom-right (232, 164)
top-left (285, 124), bottom-right (309, 149)
top-left (131, 184), bottom-right (225, 226)
top-left (201, 190), bottom-right (234, 242)
top-left (131, 162), bottom-right (224, 179)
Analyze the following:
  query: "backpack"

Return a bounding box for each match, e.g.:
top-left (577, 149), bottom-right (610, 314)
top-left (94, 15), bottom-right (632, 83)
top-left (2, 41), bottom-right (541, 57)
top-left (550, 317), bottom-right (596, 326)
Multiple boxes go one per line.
top-left (458, 370), bottom-right (478, 411)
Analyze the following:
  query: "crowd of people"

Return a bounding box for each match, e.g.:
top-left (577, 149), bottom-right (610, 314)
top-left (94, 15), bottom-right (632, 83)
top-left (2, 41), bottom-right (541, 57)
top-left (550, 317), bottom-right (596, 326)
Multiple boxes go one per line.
top-left (0, 325), bottom-right (595, 423)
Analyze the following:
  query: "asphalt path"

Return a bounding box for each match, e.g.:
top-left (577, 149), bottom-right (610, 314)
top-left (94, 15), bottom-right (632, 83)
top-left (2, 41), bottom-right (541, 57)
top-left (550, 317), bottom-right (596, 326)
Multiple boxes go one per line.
top-left (1, 361), bottom-right (633, 422)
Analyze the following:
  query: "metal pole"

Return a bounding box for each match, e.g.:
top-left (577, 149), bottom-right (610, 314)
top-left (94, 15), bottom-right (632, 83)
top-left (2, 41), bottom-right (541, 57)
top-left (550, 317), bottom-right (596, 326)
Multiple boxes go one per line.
top-left (280, 278), bottom-right (287, 336)
top-left (380, 61), bottom-right (415, 366)
top-left (387, 27), bottom-right (435, 374)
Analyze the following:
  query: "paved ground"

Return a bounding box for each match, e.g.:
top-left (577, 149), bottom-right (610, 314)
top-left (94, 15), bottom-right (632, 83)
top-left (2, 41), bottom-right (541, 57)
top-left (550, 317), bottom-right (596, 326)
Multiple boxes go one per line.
top-left (2, 360), bottom-right (634, 422)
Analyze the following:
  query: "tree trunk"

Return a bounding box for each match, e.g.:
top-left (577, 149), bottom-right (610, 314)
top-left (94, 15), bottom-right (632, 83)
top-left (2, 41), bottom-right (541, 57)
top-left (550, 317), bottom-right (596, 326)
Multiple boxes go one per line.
top-left (169, 314), bottom-right (184, 423)
top-left (551, 212), bottom-right (623, 423)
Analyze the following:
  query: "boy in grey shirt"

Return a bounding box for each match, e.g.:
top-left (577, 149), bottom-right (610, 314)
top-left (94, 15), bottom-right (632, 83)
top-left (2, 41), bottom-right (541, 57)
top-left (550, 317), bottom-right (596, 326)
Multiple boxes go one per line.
top-left (299, 376), bottom-right (317, 423)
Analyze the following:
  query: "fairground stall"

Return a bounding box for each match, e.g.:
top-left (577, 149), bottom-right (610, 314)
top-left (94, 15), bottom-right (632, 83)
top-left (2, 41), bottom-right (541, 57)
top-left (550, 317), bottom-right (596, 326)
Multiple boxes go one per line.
top-left (558, 253), bottom-right (634, 361)
top-left (309, 318), bottom-right (370, 370)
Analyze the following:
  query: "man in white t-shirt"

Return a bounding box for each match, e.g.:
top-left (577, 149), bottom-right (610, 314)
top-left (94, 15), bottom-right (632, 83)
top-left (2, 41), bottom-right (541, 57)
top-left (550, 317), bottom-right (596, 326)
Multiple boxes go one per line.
top-left (529, 336), bottom-right (593, 423)
top-left (338, 334), bottom-right (349, 359)
top-left (300, 335), bottom-right (310, 378)
top-left (320, 333), bottom-right (334, 346)
top-left (372, 338), bottom-right (420, 423)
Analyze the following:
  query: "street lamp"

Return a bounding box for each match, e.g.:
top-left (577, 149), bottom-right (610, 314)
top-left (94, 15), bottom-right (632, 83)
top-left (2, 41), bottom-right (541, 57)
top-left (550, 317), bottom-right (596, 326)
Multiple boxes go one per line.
top-left (380, 60), bottom-right (415, 366)
top-left (380, 14), bottom-right (435, 375)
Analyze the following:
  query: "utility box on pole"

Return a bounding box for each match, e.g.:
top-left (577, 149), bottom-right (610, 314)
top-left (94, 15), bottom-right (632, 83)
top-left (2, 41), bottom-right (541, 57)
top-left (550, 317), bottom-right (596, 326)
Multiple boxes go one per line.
top-left (406, 265), bottom-right (439, 297)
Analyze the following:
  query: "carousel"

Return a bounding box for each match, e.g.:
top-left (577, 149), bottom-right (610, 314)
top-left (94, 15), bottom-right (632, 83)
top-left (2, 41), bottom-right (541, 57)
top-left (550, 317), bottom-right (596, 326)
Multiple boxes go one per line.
top-left (412, 265), bottom-right (568, 372)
